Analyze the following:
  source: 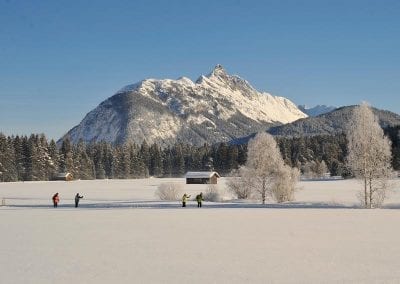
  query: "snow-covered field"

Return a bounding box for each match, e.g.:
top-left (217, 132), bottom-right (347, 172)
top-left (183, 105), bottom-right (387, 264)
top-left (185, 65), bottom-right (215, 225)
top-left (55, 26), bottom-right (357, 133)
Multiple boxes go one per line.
top-left (1, 178), bottom-right (400, 283)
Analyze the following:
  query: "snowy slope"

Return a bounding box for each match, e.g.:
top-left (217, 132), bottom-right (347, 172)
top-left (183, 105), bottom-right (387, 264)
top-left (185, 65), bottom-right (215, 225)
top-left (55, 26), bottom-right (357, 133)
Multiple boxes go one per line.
top-left (2, 178), bottom-right (400, 283)
top-left (61, 65), bottom-right (307, 146)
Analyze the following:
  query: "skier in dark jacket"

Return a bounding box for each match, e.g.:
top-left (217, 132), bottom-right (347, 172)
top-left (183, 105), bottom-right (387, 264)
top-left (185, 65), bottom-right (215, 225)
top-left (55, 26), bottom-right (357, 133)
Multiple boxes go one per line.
top-left (196, 192), bottom-right (203, 208)
top-left (75, 193), bottom-right (83, 208)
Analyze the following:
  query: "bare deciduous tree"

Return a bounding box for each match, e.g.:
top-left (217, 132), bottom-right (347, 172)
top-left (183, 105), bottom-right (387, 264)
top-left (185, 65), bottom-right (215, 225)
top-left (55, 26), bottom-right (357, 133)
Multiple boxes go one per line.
top-left (346, 102), bottom-right (393, 208)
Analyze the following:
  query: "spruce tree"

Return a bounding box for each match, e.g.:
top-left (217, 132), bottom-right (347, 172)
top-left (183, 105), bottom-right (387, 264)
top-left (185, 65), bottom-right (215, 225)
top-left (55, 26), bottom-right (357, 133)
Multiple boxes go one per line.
top-left (0, 134), bottom-right (18, 182)
top-left (150, 143), bottom-right (163, 177)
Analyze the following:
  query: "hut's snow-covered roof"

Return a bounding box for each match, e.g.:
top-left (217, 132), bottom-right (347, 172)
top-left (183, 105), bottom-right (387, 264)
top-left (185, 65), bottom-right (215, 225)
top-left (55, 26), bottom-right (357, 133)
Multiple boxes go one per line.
top-left (185, 171), bottom-right (220, 179)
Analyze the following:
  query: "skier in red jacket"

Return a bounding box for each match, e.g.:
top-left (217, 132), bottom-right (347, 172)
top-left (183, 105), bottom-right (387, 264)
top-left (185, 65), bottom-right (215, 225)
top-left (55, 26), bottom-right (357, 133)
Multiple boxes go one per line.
top-left (52, 193), bottom-right (60, 208)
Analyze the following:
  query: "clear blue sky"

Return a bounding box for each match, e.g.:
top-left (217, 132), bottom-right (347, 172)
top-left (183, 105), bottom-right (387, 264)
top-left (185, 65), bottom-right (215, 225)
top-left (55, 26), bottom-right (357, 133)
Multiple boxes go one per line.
top-left (1, 0), bottom-right (399, 140)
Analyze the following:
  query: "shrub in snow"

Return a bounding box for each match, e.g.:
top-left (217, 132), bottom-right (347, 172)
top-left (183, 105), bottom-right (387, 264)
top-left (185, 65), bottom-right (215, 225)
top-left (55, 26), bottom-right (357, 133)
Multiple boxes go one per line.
top-left (155, 183), bottom-right (183, 201)
top-left (302, 160), bottom-right (329, 179)
top-left (226, 169), bottom-right (252, 199)
top-left (203, 184), bottom-right (222, 202)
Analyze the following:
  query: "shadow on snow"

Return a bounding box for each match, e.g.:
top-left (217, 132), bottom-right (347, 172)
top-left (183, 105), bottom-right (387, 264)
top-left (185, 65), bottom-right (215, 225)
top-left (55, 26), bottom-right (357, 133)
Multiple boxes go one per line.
top-left (1, 200), bottom-right (365, 210)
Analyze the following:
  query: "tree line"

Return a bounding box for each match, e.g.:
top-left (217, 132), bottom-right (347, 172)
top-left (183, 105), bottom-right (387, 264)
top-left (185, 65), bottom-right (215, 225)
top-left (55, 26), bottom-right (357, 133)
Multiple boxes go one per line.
top-left (0, 134), bottom-right (246, 182)
top-left (0, 125), bottom-right (399, 182)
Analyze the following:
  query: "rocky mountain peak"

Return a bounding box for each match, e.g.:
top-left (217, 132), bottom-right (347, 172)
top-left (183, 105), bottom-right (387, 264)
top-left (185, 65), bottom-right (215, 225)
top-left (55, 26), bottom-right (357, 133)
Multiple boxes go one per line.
top-left (61, 66), bottom-right (307, 146)
top-left (209, 64), bottom-right (227, 77)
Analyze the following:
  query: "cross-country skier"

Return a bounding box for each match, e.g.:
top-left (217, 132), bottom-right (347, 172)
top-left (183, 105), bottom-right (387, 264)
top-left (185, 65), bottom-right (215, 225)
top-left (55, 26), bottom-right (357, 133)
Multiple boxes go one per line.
top-left (52, 193), bottom-right (59, 208)
top-left (196, 192), bottom-right (203, 208)
top-left (75, 193), bottom-right (83, 208)
top-left (182, 193), bottom-right (190, 207)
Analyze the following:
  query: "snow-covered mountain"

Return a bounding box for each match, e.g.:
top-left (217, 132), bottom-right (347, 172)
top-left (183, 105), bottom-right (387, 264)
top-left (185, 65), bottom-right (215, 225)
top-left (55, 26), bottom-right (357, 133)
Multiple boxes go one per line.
top-left (298, 105), bottom-right (336, 117)
top-left (61, 65), bottom-right (307, 146)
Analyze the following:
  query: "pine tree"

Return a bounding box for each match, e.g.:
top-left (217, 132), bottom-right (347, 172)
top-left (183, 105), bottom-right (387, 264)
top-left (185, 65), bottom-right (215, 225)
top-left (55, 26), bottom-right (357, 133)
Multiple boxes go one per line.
top-left (47, 139), bottom-right (59, 179)
top-left (173, 144), bottom-right (185, 176)
top-left (215, 143), bottom-right (228, 173)
top-left (92, 144), bottom-right (106, 179)
top-left (227, 145), bottom-right (239, 171)
top-left (162, 147), bottom-right (173, 177)
top-left (59, 137), bottom-right (74, 174)
top-left (74, 141), bottom-right (95, 180)
top-left (140, 140), bottom-right (151, 173)
top-left (115, 144), bottom-right (131, 178)
top-left (100, 142), bottom-right (114, 178)
top-left (13, 135), bottom-right (26, 181)
top-left (25, 134), bottom-right (47, 181)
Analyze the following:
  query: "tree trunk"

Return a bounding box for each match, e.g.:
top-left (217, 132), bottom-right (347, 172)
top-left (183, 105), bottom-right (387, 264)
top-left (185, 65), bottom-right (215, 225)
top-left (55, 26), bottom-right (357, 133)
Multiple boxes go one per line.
top-left (262, 180), bottom-right (266, 204)
top-left (364, 177), bottom-right (368, 208)
top-left (369, 177), bottom-right (373, 209)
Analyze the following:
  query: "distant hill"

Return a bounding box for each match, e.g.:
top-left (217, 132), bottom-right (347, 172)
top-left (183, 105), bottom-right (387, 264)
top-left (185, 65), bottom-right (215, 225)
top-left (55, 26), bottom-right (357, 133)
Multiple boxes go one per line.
top-left (231, 106), bottom-right (400, 144)
top-left (269, 106), bottom-right (400, 136)
top-left (298, 105), bottom-right (337, 117)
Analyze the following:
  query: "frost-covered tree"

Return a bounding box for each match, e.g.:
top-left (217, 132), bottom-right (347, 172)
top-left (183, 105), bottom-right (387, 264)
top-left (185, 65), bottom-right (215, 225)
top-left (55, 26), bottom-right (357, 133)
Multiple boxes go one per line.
top-left (228, 132), bottom-right (299, 204)
top-left (246, 133), bottom-right (283, 204)
top-left (346, 103), bottom-right (393, 208)
top-left (271, 164), bottom-right (300, 203)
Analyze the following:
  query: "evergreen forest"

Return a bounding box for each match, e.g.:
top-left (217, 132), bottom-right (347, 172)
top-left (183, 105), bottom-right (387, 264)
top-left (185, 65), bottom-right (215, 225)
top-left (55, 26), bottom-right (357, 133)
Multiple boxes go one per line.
top-left (0, 126), bottom-right (399, 182)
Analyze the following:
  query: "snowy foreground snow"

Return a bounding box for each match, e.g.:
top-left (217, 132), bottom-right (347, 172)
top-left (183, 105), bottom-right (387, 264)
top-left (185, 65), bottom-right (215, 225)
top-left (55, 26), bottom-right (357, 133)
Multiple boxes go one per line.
top-left (1, 178), bottom-right (400, 283)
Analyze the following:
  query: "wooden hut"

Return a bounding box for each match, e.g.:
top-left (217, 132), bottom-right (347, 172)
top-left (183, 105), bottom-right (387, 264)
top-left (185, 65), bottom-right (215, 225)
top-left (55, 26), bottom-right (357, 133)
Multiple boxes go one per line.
top-left (53, 172), bottom-right (74, 181)
top-left (185, 171), bottom-right (220, 184)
